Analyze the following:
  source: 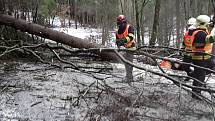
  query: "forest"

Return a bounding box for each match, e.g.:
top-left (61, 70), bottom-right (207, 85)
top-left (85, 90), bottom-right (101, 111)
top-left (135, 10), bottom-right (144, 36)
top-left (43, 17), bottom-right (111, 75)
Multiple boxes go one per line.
top-left (1, 0), bottom-right (215, 120)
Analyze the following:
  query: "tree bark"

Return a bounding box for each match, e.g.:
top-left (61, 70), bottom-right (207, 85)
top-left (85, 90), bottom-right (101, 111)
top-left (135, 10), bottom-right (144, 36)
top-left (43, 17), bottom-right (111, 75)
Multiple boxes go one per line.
top-left (175, 0), bottom-right (181, 48)
top-left (0, 14), bottom-right (119, 61)
top-left (149, 0), bottom-right (161, 46)
top-left (134, 0), bottom-right (141, 47)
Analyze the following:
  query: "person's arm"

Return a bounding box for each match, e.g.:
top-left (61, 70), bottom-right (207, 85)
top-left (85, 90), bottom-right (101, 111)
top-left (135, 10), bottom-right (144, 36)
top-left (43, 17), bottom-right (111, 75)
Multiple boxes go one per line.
top-left (206, 27), bottom-right (215, 43)
top-left (116, 25), bottom-right (135, 47)
top-left (115, 33), bottom-right (119, 40)
top-left (115, 31), bottom-right (125, 47)
top-left (181, 35), bottom-right (186, 50)
top-left (126, 26), bottom-right (135, 42)
top-left (118, 25), bottom-right (135, 43)
top-left (193, 31), bottom-right (207, 49)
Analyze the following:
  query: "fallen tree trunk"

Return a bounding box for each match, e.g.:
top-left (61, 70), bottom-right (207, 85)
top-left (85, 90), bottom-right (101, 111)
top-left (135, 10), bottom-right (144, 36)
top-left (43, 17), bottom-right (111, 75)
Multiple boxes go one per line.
top-left (0, 14), bottom-right (119, 61)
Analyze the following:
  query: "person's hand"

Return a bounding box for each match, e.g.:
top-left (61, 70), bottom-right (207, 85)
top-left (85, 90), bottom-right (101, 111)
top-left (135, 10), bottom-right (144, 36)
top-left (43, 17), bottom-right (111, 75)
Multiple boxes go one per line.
top-left (121, 37), bottom-right (128, 43)
top-left (116, 39), bottom-right (125, 47)
top-left (116, 37), bottom-right (128, 47)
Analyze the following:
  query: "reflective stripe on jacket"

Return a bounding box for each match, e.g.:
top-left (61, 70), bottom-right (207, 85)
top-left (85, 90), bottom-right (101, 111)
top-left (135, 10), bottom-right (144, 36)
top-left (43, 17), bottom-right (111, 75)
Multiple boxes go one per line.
top-left (116, 25), bottom-right (135, 48)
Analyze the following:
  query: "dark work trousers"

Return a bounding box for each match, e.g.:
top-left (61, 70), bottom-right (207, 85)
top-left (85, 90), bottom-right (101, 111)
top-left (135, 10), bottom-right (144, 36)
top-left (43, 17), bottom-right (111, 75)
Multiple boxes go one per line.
top-left (191, 59), bottom-right (209, 97)
top-left (207, 57), bottom-right (215, 73)
top-left (182, 55), bottom-right (192, 76)
top-left (205, 58), bottom-right (214, 75)
top-left (122, 51), bottom-right (134, 82)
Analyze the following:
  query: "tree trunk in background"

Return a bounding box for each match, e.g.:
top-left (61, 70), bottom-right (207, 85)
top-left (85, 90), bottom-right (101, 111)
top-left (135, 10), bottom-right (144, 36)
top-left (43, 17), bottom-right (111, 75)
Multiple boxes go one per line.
top-left (164, 1), bottom-right (169, 46)
top-left (0, 0), bottom-right (4, 12)
top-left (208, 0), bottom-right (212, 15)
top-left (183, 0), bottom-right (188, 31)
top-left (0, 14), bottom-right (119, 61)
top-left (211, 0), bottom-right (215, 16)
top-left (197, 1), bottom-right (203, 15)
top-left (134, 0), bottom-right (141, 47)
top-left (157, 1), bottom-right (164, 46)
top-left (190, 0), bottom-right (197, 17)
top-left (119, 0), bottom-right (134, 21)
top-left (149, 0), bottom-right (161, 46)
top-left (74, 0), bottom-right (78, 29)
top-left (119, 0), bottom-right (124, 14)
top-left (157, 0), bottom-right (163, 46)
top-left (102, 26), bottom-right (109, 46)
top-left (139, 0), bottom-right (149, 45)
top-left (141, 23), bottom-right (145, 45)
top-left (175, 0), bottom-right (181, 48)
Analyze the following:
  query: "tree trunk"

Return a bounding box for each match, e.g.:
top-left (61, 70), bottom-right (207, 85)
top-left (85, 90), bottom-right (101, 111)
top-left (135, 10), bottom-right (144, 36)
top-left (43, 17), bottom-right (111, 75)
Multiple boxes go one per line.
top-left (74, 0), bottom-right (78, 29)
top-left (175, 0), bottom-right (181, 48)
top-left (211, 0), bottom-right (215, 17)
top-left (134, 0), bottom-right (141, 47)
top-left (0, 14), bottom-right (119, 61)
top-left (149, 0), bottom-right (161, 46)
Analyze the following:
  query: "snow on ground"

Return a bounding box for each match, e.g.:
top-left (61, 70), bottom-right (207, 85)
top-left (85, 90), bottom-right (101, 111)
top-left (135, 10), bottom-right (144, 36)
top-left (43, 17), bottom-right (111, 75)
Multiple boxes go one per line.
top-left (0, 60), bottom-right (214, 120)
top-left (47, 17), bottom-right (215, 96)
top-left (1, 52), bottom-right (215, 121)
top-left (44, 17), bottom-right (118, 48)
top-left (53, 27), bottom-right (101, 39)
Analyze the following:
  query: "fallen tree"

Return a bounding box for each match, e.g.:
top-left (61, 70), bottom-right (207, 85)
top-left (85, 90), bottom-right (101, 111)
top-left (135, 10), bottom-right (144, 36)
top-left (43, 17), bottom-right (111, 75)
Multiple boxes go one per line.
top-left (0, 14), bottom-right (119, 61)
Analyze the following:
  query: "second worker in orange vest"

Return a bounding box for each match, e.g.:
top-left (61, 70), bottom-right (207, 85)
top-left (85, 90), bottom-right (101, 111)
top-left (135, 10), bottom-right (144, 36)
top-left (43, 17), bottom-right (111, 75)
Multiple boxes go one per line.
top-left (181, 17), bottom-right (197, 78)
top-left (188, 15), bottom-right (215, 100)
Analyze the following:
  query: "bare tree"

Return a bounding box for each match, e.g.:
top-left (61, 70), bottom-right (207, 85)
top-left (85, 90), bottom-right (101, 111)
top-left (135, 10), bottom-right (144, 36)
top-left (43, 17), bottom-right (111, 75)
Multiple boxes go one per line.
top-left (134, 0), bottom-right (140, 47)
top-left (149, 0), bottom-right (161, 46)
top-left (175, 0), bottom-right (181, 48)
top-left (134, 0), bottom-right (149, 47)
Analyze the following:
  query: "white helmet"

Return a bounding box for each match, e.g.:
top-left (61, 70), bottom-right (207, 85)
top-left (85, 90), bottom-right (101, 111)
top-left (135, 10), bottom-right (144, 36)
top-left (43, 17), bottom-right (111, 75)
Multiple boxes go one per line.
top-left (196, 15), bottom-right (211, 26)
top-left (187, 17), bottom-right (196, 26)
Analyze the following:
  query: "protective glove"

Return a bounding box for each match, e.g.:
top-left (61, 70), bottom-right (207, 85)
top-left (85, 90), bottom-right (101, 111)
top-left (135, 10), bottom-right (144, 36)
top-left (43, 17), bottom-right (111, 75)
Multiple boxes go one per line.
top-left (121, 37), bottom-right (128, 43)
top-left (116, 39), bottom-right (125, 47)
top-left (116, 37), bottom-right (128, 47)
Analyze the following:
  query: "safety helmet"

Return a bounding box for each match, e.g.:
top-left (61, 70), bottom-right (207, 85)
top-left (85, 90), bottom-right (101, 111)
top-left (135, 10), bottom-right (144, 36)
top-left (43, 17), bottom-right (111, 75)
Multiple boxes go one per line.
top-left (117, 15), bottom-right (127, 24)
top-left (187, 17), bottom-right (196, 26)
top-left (196, 15), bottom-right (211, 26)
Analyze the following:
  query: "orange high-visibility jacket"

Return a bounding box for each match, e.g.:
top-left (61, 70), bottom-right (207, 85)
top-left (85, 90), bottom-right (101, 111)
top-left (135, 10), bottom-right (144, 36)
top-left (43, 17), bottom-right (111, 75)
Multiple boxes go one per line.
top-left (116, 25), bottom-right (135, 48)
top-left (183, 31), bottom-right (193, 53)
top-left (184, 30), bottom-right (212, 60)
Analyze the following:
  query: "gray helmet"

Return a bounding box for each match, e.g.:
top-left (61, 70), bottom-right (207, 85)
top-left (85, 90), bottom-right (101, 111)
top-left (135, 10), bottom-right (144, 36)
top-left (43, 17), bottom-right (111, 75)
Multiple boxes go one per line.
top-left (196, 15), bottom-right (210, 26)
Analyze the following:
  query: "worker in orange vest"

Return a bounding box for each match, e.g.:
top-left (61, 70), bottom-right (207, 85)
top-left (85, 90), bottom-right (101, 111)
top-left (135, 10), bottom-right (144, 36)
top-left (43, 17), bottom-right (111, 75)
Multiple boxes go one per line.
top-left (189, 15), bottom-right (215, 99)
top-left (115, 15), bottom-right (136, 83)
top-left (181, 17), bottom-right (197, 79)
